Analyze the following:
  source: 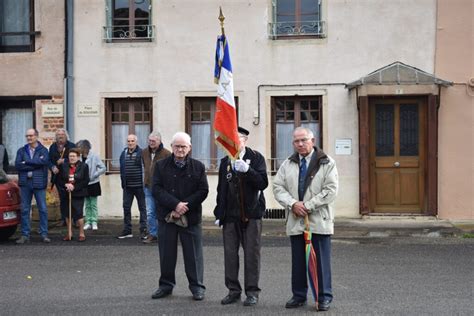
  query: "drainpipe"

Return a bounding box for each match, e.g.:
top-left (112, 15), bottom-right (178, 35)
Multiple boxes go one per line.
top-left (65, 0), bottom-right (74, 140)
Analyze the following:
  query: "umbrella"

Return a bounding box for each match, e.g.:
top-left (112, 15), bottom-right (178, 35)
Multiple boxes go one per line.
top-left (304, 215), bottom-right (319, 310)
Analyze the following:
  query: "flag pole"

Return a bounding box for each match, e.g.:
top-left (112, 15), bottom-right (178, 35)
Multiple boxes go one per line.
top-left (218, 7), bottom-right (225, 36)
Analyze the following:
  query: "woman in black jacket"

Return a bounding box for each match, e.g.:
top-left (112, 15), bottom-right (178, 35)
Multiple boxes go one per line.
top-left (57, 148), bottom-right (89, 241)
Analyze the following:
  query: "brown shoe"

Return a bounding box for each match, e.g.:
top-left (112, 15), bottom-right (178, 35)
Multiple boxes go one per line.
top-left (142, 235), bottom-right (157, 244)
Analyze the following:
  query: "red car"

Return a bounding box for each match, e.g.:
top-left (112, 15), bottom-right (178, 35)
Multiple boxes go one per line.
top-left (0, 180), bottom-right (21, 241)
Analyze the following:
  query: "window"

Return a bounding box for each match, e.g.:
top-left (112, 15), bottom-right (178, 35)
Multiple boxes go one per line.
top-left (269, 0), bottom-right (325, 39)
top-left (104, 0), bottom-right (154, 41)
top-left (271, 96), bottom-right (322, 170)
top-left (0, 0), bottom-right (35, 52)
top-left (0, 100), bottom-right (35, 172)
top-left (185, 97), bottom-right (238, 171)
top-left (105, 98), bottom-right (152, 171)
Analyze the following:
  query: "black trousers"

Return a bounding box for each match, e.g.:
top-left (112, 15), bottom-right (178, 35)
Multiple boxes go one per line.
top-left (122, 187), bottom-right (147, 233)
top-left (223, 219), bottom-right (262, 297)
top-left (290, 233), bottom-right (333, 303)
top-left (61, 196), bottom-right (84, 221)
top-left (158, 221), bottom-right (205, 294)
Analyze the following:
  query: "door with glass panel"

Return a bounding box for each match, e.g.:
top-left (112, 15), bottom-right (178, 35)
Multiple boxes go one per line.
top-left (369, 98), bottom-right (426, 213)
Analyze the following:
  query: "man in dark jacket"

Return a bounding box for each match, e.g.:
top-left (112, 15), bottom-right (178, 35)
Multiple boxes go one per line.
top-left (151, 132), bottom-right (209, 301)
top-left (48, 128), bottom-right (75, 225)
top-left (214, 126), bottom-right (268, 306)
top-left (15, 129), bottom-right (50, 244)
top-left (118, 134), bottom-right (147, 240)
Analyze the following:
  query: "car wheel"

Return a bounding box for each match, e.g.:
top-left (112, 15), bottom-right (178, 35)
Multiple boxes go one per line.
top-left (0, 225), bottom-right (17, 241)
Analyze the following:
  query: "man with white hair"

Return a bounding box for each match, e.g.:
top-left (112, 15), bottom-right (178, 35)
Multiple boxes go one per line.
top-left (118, 134), bottom-right (147, 240)
top-left (142, 131), bottom-right (171, 244)
top-left (151, 132), bottom-right (209, 301)
top-left (49, 128), bottom-right (75, 225)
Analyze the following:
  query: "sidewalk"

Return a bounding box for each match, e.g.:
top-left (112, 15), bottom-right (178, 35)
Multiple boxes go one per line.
top-left (41, 216), bottom-right (474, 239)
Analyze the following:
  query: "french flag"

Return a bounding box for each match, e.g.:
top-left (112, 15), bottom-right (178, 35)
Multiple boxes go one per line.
top-left (214, 34), bottom-right (240, 159)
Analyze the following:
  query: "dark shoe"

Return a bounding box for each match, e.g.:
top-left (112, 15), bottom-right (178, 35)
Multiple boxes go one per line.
top-left (117, 231), bottom-right (133, 239)
top-left (285, 297), bottom-right (307, 308)
top-left (243, 295), bottom-right (258, 306)
top-left (318, 300), bottom-right (331, 311)
top-left (142, 235), bottom-right (157, 244)
top-left (16, 236), bottom-right (30, 244)
top-left (140, 230), bottom-right (147, 240)
top-left (221, 293), bottom-right (241, 305)
top-left (151, 288), bottom-right (172, 299)
top-left (192, 291), bottom-right (205, 301)
top-left (41, 236), bottom-right (51, 243)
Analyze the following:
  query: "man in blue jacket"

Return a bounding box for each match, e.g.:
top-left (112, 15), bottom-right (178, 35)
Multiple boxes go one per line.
top-left (15, 129), bottom-right (50, 244)
top-left (118, 134), bottom-right (147, 240)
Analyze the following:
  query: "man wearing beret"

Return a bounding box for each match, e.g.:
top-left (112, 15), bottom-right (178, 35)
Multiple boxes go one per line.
top-left (214, 126), bottom-right (268, 307)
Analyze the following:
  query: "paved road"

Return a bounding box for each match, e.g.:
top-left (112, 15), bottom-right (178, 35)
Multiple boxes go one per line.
top-left (1, 235), bottom-right (473, 315)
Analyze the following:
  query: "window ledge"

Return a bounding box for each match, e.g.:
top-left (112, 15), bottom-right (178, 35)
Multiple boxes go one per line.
top-left (268, 21), bottom-right (326, 39)
top-left (103, 25), bottom-right (155, 42)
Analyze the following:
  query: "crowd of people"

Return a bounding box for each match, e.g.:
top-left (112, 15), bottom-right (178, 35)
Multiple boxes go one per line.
top-left (8, 126), bottom-right (338, 311)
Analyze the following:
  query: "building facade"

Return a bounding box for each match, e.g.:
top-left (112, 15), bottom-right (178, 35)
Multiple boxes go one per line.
top-left (3, 0), bottom-right (472, 220)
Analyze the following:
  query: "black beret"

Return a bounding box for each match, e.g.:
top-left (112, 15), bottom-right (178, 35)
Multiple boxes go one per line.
top-left (238, 126), bottom-right (249, 136)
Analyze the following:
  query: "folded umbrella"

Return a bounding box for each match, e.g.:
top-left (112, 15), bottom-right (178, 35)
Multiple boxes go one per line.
top-left (304, 214), bottom-right (319, 310)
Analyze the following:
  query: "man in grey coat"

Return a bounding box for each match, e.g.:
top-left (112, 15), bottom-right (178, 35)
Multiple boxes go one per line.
top-left (273, 127), bottom-right (338, 311)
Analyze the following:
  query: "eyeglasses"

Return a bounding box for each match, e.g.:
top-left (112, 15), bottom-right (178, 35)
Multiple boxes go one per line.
top-left (25, 135), bottom-right (35, 138)
top-left (173, 145), bottom-right (189, 150)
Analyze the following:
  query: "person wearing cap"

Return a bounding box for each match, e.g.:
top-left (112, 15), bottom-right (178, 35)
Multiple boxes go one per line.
top-left (214, 126), bottom-right (268, 307)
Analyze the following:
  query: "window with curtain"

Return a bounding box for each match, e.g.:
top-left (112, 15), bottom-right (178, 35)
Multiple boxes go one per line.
top-left (106, 98), bottom-right (152, 171)
top-left (270, 0), bottom-right (324, 38)
top-left (272, 96), bottom-right (322, 170)
top-left (0, 0), bottom-right (35, 52)
top-left (185, 97), bottom-right (238, 171)
top-left (105, 0), bottom-right (153, 41)
top-left (0, 100), bottom-right (35, 172)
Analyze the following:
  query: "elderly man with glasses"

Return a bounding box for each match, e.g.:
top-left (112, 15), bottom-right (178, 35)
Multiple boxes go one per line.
top-left (151, 132), bottom-right (209, 301)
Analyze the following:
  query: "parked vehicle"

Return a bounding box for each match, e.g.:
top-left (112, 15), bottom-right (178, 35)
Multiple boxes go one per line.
top-left (0, 171), bottom-right (21, 241)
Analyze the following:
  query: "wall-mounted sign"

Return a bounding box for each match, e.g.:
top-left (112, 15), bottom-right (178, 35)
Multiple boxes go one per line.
top-left (335, 138), bottom-right (352, 155)
top-left (77, 104), bottom-right (99, 116)
top-left (42, 104), bottom-right (63, 117)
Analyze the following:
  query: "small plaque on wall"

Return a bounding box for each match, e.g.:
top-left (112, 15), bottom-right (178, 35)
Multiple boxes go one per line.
top-left (77, 104), bottom-right (99, 116)
top-left (42, 104), bottom-right (63, 117)
top-left (335, 138), bottom-right (352, 155)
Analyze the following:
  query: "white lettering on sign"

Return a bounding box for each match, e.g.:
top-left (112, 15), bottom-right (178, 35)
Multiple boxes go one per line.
top-left (77, 104), bottom-right (99, 116)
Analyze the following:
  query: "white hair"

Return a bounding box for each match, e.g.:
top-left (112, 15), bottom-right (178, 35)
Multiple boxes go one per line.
top-left (171, 132), bottom-right (191, 146)
top-left (55, 128), bottom-right (70, 140)
top-left (293, 126), bottom-right (314, 139)
top-left (148, 131), bottom-right (162, 140)
top-left (127, 134), bottom-right (138, 141)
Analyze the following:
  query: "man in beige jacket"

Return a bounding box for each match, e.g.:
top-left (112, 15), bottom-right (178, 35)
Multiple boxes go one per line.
top-left (273, 127), bottom-right (338, 311)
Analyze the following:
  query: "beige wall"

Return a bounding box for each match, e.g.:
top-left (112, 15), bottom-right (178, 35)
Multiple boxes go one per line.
top-left (435, 0), bottom-right (474, 219)
top-left (75, 0), bottom-right (437, 219)
top-left (0, 1), bottom-right (64, 96)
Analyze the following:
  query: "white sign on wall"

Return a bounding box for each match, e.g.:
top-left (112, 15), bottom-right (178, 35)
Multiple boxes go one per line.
top-left (77, 104), bottom-right (99, 116)
top-left (42, 104), bottom-right (63, 117)
top-left (335, 138), bottom-right (352, 155)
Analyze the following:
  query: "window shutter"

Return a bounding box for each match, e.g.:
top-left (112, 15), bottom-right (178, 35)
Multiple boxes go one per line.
top-left (105, 0), bottom-right (113, 42)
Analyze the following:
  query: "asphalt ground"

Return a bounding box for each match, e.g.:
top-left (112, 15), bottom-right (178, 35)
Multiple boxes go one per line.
top-left (1, 232), bottom-right (473, 315)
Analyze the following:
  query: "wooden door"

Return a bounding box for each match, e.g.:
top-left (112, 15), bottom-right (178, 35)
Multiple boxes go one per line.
top-left (369, 98), bottom-right (426, 213)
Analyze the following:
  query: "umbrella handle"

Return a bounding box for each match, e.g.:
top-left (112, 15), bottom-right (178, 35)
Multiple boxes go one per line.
top-left (304, 214), bottom-right (310, 231)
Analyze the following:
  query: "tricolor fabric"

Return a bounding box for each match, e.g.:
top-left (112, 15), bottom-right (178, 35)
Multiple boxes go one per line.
top-left (304, 215), bottom-right (319, 309)
top-left (214, 34), bottom-right (239, 159)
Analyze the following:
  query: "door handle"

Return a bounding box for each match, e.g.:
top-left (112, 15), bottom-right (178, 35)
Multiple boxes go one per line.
top-left (394, 161), bottom-right (400, 167)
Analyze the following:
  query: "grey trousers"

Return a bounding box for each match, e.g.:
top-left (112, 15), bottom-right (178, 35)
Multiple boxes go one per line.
top-left (223, 219), bottom-right (262, 297)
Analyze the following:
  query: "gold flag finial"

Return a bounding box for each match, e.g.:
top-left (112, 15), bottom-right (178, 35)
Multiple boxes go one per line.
top-left (218, 7), bottom-right (225, 36)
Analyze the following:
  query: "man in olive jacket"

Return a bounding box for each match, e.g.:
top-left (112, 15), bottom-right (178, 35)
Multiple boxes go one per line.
top-left (214, 127), bottom-right (268, 307)
top-left (151, 132), bottom-right (209, 301)
top-left (273, 127), bottom-right (338, 312)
